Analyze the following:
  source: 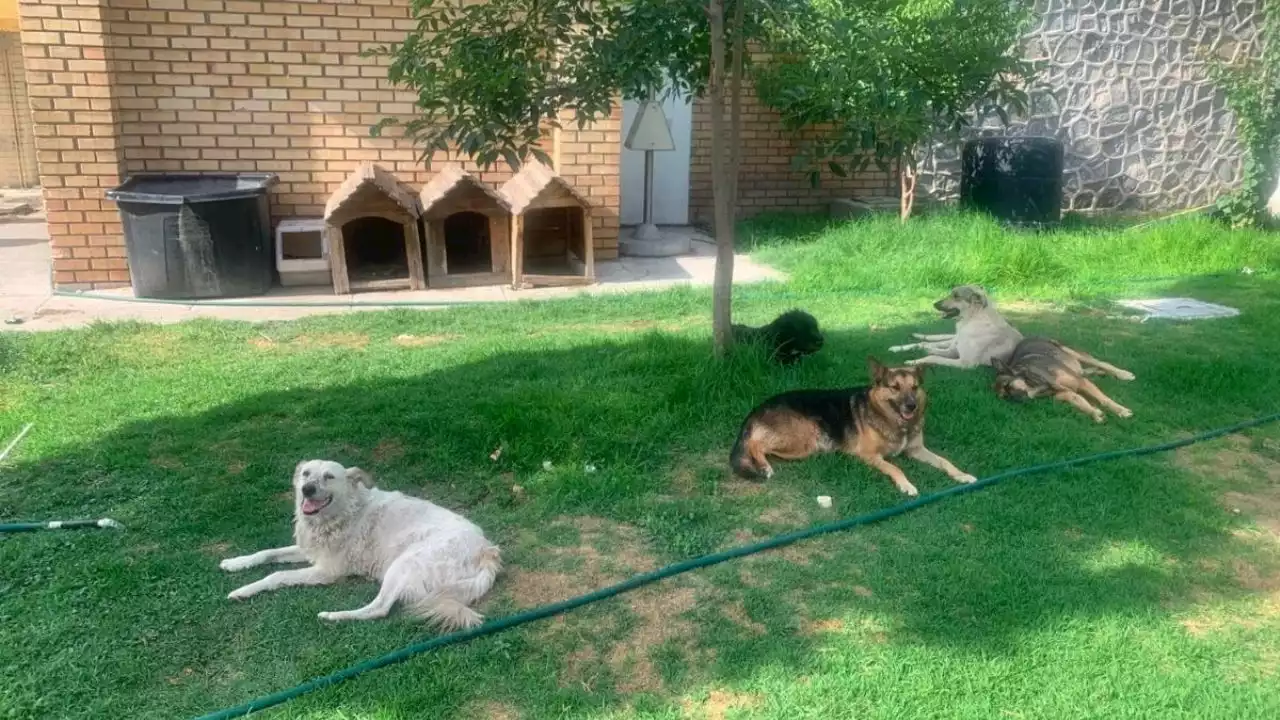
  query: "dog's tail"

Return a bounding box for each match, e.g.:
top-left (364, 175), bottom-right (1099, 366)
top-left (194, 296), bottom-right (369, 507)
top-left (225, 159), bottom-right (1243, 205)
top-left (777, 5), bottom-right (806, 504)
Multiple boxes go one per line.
top-left (404, 544), bottom-right (501, 631)
top-left (406, 595), bottom-right (485, 631)
top-left (729, 421), bottom-right (763, 479)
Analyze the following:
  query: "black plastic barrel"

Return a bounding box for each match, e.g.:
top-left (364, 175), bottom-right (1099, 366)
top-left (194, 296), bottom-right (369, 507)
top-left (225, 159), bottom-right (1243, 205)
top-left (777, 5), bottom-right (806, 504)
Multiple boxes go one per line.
top-left (959, 137), bottom-right (1064, 225)
top-left (106, 173), bottom-right (278, 299)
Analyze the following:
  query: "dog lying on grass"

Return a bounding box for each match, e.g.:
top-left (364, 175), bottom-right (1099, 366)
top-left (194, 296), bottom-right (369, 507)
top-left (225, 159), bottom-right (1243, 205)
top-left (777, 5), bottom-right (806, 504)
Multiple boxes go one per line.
top-left (732, 309), bottom-right (825, 364)
top-left (730, 357), bottom-right (976, 496)
top-left (993, 337), bottom-right (1135, 422)
top-left (220, 460), bottom-right (501, 629)
top-left (889, 285), bottom-right (1022, 369)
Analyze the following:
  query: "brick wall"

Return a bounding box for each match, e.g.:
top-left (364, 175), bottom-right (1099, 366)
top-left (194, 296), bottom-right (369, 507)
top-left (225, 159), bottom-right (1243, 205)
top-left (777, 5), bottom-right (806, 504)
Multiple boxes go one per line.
top-left (19, 0), bottom-right (619, 290)
top-left (689, 86), bottom-right (897, 225)
top-left (0, 32), bottom-right (39, 187)
top-left (19, 0), bottom-right (130, 287)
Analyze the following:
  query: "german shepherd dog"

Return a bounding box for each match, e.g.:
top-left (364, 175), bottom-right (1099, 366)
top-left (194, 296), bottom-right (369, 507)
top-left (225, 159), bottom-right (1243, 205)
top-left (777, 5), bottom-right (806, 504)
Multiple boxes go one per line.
top-left (732, 309), bottom-right (825, 364)
top-left (992, 337), bottom-right (1135, 422)
top-left (730, 357), bottom-right (976, 496)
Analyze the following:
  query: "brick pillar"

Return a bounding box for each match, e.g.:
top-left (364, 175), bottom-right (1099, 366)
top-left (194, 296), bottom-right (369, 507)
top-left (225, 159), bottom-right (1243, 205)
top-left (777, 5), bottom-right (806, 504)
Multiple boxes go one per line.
top-left (19, 0), bottom-right (129, 289)
top-left (558, 105), bottom-right (621, 260)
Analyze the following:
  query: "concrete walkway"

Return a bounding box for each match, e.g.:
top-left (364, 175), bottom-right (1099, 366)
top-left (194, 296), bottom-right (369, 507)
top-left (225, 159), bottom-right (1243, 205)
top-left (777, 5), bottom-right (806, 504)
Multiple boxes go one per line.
top-left (1, 223), bottom-right (784, 331)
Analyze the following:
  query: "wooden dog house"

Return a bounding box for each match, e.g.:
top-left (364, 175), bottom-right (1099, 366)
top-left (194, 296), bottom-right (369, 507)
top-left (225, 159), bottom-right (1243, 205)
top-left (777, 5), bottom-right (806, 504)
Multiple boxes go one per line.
top-left (499, 161), bottom-right (595, 288)
top-left (418, 165), bottom-right (513, 288)
top-left (324, 163), bottom-right (426, 294)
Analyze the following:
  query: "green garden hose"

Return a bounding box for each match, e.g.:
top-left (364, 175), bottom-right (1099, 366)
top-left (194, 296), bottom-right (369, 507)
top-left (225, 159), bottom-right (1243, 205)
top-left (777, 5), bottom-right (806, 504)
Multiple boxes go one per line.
top-left (194, 410), bottom-right (1280, 720)
top-left (0, 518), bottom-right (123, 533)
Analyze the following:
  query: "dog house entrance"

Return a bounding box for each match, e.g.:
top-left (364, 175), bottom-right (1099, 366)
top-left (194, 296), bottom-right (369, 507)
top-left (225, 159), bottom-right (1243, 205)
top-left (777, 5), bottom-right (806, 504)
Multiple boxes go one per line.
top-left (522, 207), bottom-right (585, 276)
top-left (342, 216), bottom-right (408, 286)
top-left (443, 211), bottom-right (492, 274)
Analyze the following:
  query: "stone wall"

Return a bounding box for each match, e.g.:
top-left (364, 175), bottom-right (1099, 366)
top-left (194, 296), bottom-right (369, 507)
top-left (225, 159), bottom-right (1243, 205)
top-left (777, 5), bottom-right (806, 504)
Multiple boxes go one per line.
top-left (19, 0), bottom-right (619, 289)
top-left (918, 0), bottom-right (1261, 213)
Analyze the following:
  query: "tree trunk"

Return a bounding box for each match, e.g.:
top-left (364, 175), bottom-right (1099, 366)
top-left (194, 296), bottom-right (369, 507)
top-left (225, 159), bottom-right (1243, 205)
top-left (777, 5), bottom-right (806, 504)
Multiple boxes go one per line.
top-left (709, 0), bottom-right (735, 356)
top-left (899, 150), bottom-right (917, 221)
top-left (729, 0), bottom-right (745, 203)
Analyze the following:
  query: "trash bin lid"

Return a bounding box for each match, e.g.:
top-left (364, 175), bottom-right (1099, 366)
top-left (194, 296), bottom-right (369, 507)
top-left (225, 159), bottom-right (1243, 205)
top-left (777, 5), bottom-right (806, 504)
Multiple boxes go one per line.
top-left (106, 173), bottom-right (279, 205)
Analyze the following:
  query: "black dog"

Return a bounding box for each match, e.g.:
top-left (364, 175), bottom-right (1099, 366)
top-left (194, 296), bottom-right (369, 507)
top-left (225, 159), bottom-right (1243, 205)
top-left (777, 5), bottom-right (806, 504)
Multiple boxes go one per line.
top-left (732, 310), bottom-right (824, 364)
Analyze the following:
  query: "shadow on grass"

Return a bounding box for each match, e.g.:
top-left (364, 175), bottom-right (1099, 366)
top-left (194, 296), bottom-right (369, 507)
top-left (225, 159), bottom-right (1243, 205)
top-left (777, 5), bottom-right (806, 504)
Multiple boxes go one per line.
top-left (1, 295), bottom-right (1277, 719)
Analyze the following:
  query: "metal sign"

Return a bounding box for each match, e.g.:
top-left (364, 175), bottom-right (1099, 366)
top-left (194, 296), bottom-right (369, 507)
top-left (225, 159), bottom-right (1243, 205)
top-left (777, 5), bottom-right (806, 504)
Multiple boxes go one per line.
top-left (624, 100), bottom-right (676, 152)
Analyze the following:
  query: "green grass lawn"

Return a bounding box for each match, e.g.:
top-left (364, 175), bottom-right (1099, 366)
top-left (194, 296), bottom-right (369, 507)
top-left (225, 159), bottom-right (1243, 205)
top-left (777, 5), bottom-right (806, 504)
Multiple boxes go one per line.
top-left (2, 213), bottom-right (1279, 719)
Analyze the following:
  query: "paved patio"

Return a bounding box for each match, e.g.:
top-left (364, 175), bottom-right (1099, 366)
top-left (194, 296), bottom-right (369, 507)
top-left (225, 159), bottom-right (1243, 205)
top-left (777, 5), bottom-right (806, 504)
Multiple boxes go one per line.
top-left (0, 223), bottom-right (783, 331)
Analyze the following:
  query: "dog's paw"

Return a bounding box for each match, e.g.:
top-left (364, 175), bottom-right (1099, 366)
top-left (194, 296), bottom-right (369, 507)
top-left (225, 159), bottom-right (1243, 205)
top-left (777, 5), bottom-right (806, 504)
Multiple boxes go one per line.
top-left (888, 344), bottom-right (911, 353)
top-left (317, 611), bottom-right (340, 622)
top-left (1091, 410), bottom-right (1106, 423)
top-left (903, 357), bottom-right (922, 366)
top-left (1115, 370), bottom-right (1136, 381)
top-left (226, 587), bottom-right (254, 601)
top-left (911, 333), bottom-right (932, 340)
top-left (1115, 406), bottom-right (1134, 418)
top-left (763, 466), bottom-right (775, 480)
top-left (220, 556), bottom-right (253, 573)
top-left (898, 482), bottom-right (920, 497)
top-left (955, 473), bottom-right (978, 484)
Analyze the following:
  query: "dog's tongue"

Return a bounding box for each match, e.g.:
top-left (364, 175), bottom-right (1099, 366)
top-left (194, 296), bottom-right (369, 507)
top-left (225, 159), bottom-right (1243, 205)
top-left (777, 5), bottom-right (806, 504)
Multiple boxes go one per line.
top-left (301, 497), bottom-right (324, 514)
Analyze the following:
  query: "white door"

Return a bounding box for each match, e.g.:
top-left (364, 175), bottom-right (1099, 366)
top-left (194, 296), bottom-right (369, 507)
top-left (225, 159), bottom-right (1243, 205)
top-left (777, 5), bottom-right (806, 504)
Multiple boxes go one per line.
top-left (620, 91), bottom-right (693, 226)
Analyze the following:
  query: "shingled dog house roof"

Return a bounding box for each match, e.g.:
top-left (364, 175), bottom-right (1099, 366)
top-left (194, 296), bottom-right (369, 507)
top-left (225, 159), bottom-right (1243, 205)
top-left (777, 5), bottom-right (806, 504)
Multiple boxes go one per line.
top-left (497, 160), bottom-right (592, 215)
top-left (418, 164), bottom-right (512, 215)
top-left (324, 162), bottom-right (420, 220)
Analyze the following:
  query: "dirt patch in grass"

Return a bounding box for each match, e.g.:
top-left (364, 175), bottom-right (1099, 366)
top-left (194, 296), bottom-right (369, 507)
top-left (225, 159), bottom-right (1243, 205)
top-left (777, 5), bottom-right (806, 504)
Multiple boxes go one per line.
top-left (727, 527), bottom-right (830, 567)
top-left (506, 516), bottom-right (707, 694)
top-left (720, 479), bottom-right (766, 497)
top-left (1179, 559), bottom-right (1280, 637)
top-left (150, 455), bottom-right (183, 470)
top-left (720, 600), bottom-right (766, 635)
top-left (393, 333), bottom-right (458, 347)
top-left (461, 700), bottom-right (521, 720)
top-left (372, 437), bottom-right (406, 463)
top-left (506, 516), bottom-right (659, 608)
top-left (682, 689), bottom-right (764, 720)
top-left (757, 503), bottom-right (807, 528)
top-left (802, 618), bottom-right (846, 634)
top-left (250, 332), bottom-right (371, 350)
top-left (1176, 434), bottom-right (1280, 538)
top-left (296, 332), bottom-right (369, 349)
top-left (611, 585), bottom-right (699, 693)
top-left (200, 541), bottom-right (231, 557)
top-left (800, 613), bottom-right (891, 643)
top-left (670, 452), bottom-right (724, 496)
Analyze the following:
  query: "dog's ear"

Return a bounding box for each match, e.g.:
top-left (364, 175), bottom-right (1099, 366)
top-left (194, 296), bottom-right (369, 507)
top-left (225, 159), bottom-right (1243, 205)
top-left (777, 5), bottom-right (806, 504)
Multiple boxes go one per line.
top-left (866, 356), bottom-right (888, 383)
top-left (345, 467), bottom-right (372, 489)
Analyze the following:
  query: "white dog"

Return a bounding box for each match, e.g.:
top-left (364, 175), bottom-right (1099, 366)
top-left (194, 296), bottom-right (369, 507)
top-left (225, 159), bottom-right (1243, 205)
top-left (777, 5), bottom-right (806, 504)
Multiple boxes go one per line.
top-left (220, 460), bottom-right (501, 629)
top-left (889, 284), bottom-right (1023, 369)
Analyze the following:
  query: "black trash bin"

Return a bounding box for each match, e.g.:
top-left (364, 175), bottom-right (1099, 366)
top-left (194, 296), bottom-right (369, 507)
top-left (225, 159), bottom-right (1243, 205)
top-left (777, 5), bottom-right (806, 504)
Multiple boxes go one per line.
top-left (959, 137), bottom-right (1064, 225)
top-left (106, 173), bottom-right (278, 299)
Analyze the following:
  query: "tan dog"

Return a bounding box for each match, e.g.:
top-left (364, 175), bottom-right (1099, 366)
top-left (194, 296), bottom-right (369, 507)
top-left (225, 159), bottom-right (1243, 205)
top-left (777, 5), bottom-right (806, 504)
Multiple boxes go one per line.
top-left (993, 337), bottom-right (1135, 422)
top-left (890, 285), bottom-right (1022, 369)
top-left (730, 357), bottom-right (976, 496)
